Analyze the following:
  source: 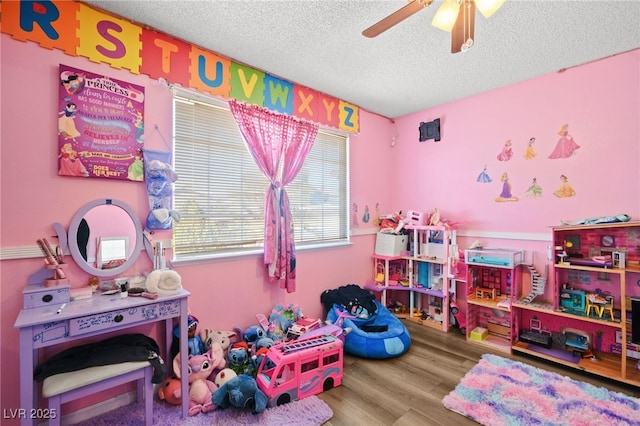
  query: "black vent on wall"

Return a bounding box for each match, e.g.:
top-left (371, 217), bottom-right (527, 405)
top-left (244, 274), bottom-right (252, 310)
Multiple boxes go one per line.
top-left (419, 118), bottom-right (441, 142)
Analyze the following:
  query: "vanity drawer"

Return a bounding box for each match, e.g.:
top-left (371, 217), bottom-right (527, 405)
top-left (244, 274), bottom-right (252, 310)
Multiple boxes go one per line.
top-left (23, 283), bottom-right (70, 309)
top-left (69, 300), bottom-right (181, 336)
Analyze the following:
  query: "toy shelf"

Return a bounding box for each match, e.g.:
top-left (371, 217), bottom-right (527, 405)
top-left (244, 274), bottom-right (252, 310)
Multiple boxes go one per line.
top-left (404, 225), bottom-right (457, 333)
top-left (367, 225), bottom-right (458, 333)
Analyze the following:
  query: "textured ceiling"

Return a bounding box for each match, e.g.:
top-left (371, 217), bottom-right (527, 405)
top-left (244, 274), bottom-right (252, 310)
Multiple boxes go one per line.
top-left (83, 0), bottom-right (640, 119)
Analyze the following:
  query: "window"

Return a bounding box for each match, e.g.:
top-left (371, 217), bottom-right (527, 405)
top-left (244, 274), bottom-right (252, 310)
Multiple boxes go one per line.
top-left (323, 353), bottom-right (340, 366)
top-left (301, 359), bottom-right (319, 373)
top-left (172, 91), bottom-right (349, 261)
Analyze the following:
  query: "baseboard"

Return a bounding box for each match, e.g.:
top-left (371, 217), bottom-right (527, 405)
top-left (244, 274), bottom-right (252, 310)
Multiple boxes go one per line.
top-left (59, 391), bottom-right (136, 425)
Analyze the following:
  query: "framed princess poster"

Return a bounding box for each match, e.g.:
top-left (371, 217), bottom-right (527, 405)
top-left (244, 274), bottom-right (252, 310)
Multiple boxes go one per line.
top-left (58, 64), bottom-right (145, 181)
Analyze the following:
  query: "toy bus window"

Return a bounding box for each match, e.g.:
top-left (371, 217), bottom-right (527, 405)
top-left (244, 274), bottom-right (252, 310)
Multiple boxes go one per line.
top-left (301, 359), bottom-right (319, 373)
top-left (275, 363), bottom-right (295, 385)
top-left (323, 354), bottom-right (339, 365)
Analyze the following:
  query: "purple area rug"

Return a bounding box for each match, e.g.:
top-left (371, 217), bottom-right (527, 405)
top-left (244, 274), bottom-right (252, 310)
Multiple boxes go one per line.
top-left (443, 354), bottom-right (640, 426)
top-left (75, 395), bottom-right (332, 426)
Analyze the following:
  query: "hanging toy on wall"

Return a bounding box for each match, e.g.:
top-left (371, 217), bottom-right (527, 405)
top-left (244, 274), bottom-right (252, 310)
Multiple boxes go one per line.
top-left (143, 149), bottom-right (180, 230)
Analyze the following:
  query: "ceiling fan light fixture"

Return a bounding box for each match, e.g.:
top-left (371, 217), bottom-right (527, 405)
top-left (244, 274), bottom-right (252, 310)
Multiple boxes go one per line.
top-left (431, 0), bottom-right (460, 32)
top-left (461, 37), bottom-right (474, 52)
top-left (475, 0), bottom-right (506, 18)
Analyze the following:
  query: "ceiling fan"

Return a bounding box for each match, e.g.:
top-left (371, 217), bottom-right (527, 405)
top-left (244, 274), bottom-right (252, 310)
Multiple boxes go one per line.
top-left (362, 0), bottom-right (505, 53)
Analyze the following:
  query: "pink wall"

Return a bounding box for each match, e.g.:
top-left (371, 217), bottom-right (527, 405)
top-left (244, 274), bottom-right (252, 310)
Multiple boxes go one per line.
top-left (0, 34), bottom-right (393, 419)
top-left (390, 49), bottom-right (640, 275)
top-left (391, 50), bottom-right (640, 230)
top-left (1, 29), bottom-right (639, 420)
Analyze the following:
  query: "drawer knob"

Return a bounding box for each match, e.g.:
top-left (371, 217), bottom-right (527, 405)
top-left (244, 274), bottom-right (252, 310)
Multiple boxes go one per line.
top-left (114, 314), bottom-right (124, 323)
top-left (42, 294), bottom-right (53, 303)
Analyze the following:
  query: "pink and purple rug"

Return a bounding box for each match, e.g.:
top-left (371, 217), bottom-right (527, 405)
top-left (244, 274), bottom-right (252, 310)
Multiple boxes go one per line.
top-left (443, 354), bottom-right (640, 425)
top-left (75, 395), bottom-right (332, 426)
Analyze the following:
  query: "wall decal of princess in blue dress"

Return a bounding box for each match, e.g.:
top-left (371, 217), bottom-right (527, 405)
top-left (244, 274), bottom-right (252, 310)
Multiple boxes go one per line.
top-left (476, 165), bottom-right (492, 183)
top-left (495, 172), bottom-right (518, 202)
top-left (548, 124), bottom-right (580, 159)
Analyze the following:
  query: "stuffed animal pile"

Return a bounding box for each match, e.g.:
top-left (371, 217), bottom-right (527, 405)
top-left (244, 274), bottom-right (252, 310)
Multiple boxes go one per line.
top-left (160, 304), bottom-right (330, 416)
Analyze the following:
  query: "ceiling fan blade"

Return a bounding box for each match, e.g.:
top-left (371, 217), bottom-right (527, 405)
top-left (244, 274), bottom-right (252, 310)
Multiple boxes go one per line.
top-left (451, 0), bottom-right (475, 53)
top-left (363, 0), bottom-right (433, 38)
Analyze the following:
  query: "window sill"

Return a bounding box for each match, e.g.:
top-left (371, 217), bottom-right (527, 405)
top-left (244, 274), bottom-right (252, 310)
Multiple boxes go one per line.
top-left (171, 240), bottom-right (353, 267)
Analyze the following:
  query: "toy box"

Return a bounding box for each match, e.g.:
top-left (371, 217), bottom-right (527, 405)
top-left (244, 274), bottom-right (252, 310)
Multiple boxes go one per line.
top-left (470, 327), bottom-right (488, 341)
top-left (465, 248), bottom-right (524, 269)
top-left (375, 232), bottom-right (408, 256)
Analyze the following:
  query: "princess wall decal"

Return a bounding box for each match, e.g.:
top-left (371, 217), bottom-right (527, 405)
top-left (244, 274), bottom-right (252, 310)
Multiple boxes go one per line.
top-left (549, 124), bottom-right (580, 159)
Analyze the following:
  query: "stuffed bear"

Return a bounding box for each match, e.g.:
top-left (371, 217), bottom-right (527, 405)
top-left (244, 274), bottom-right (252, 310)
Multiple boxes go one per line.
top-left (173, 346), bottom-right (226, 416)
top-left (212, 373), bottom-right (269, 413)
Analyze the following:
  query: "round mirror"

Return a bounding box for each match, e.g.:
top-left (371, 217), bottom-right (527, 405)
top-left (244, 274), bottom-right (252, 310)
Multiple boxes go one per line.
top-left (67, 199), bottom-right (143, 278)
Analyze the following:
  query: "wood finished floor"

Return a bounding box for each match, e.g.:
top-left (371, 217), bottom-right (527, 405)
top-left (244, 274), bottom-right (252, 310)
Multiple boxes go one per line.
top-left (317, 320), bottom-right (640, 426)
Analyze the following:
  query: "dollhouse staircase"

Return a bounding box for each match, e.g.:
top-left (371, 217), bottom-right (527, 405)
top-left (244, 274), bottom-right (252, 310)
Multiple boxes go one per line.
top-left (521, 264), bottom-right (547, 304)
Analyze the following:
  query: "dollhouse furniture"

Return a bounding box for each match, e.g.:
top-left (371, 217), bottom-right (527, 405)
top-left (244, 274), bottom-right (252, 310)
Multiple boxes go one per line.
top-left (14, 289), bottom-right (190, 425)
top-left (405, 225), bottom-right (457, 331)
top-left (600, 295), bottom-right (615, 321)
top-left (476, 287), bottom-right (496, 300)
top-left (464, 248), bottom-right (524, 353)
top-left (42, 361), bottom-right (153, 426)
top-left (563, 327), bottom-right (591, 357)
top-left (366, 225), bottom-right (458, 332)
top-left (512, 221), bottom-right (640, 387)
top-left (585, 292), bottom-right (605, 317)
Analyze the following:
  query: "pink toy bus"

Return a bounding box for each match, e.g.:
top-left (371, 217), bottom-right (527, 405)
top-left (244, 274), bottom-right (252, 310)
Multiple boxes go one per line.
top-left (256, 334), bottom-right (343, 407)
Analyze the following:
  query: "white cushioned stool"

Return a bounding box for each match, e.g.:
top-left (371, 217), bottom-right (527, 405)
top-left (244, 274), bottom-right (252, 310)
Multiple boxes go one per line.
top-left (42, 361), bottom-right (153, 426)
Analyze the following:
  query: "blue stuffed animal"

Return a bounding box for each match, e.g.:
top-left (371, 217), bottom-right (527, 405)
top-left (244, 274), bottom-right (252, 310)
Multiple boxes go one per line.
top-left (227, 342), bottom-right (250, 375)
top-left (212, 373), bottom-right (268, 413)
top-left (235, 325), bottom-right (267, 347)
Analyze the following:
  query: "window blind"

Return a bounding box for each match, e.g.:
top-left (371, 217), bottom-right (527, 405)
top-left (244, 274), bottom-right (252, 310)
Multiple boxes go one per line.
top-left (172, 94), bottom-right (349, 260)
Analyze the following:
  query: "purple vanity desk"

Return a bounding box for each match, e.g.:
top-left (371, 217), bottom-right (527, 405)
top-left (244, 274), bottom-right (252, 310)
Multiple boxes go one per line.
top-left (14, 288), bottom-right (190, 426)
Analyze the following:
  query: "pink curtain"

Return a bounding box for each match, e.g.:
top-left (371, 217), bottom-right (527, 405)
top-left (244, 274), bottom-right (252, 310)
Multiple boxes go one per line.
top-left (229, 100), bottom-right (319, 293)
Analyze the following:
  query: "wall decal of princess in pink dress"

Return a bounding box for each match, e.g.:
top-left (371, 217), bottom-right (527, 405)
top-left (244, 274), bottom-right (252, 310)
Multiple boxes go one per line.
top-left (548, 124), bottom-right (580, 159)
top-left (495, 172), bottom-right (519, 202)
top-left (497, 139), bottom-right (513, 161)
